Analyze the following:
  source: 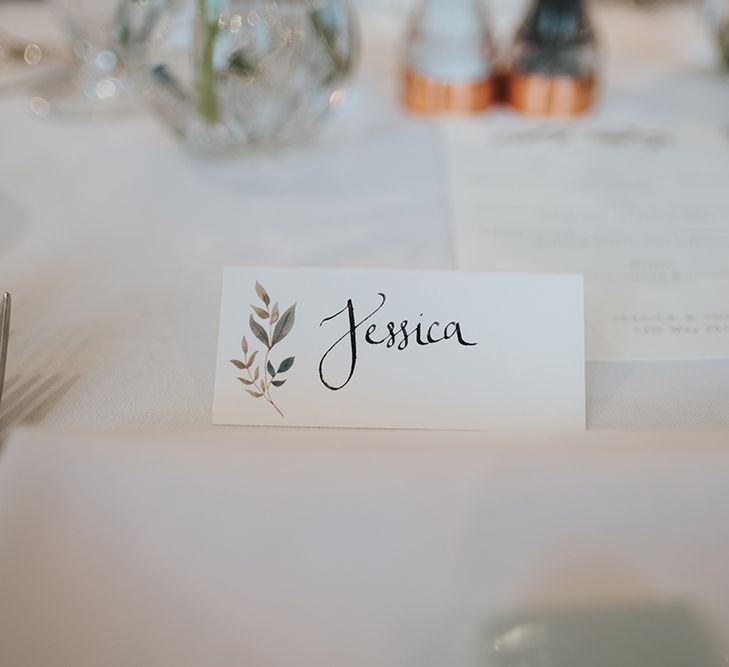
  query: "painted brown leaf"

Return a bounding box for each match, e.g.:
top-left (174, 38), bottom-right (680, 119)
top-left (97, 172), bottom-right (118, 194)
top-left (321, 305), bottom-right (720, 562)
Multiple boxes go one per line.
top-left (251, 305), bottom-right (269, 319)
top-left (241, 336), bottom-right (249, 354)
top-left (249, 314), bottom-right (269, 348)
top-left (247, 350), bottom-right (259, 366)
top-left (253, 366), bottom-right (260, 381)
top-left (255, 281), bottom-right (270, 306)
top-left (230, 359), bottom-right (248, 370)
top-left (238, 377), bottom-right (254, 386)
top-left (271, 303), bottom-right (296, 347)
top-left (271, 303), bottom-right (280, 324)
top-left (246, 389), bottom-right (264, 398)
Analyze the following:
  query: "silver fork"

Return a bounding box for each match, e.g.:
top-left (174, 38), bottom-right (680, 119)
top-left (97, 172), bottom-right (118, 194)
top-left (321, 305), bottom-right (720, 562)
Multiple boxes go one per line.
top-left (0, 293), bottom-right (10, 409)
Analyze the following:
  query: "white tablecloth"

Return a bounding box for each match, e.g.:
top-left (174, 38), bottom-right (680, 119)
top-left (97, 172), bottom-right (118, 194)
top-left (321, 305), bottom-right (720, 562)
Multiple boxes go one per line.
top-left (2, 428), bottom-right (729, 667)
top-left (1, 2), bottom-right (728, 432)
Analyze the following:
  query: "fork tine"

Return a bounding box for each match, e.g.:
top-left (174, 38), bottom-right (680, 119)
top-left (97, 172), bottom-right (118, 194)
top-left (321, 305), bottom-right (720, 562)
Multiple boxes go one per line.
top-left (0, 293), bottom-right (10, 409)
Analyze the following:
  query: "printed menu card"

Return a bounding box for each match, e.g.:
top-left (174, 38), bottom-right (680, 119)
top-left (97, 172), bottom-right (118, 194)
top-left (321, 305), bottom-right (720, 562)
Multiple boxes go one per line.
top-left (443, 115), bottom-right (729, 362)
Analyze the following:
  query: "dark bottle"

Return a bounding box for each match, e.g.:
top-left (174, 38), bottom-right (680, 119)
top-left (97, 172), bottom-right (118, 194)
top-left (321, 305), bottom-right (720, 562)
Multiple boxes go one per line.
top-left (507, 0), bottom-right (598, 116)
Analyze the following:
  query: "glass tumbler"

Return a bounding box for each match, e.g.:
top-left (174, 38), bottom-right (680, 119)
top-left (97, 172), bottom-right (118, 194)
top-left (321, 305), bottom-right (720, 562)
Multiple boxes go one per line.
top-left (31, 0), bottom-right (136, 116)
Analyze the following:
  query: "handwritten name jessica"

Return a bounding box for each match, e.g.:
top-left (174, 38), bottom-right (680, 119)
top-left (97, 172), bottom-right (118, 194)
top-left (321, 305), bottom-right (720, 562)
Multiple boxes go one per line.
top-left (319, 292), bottom-right (477, 391)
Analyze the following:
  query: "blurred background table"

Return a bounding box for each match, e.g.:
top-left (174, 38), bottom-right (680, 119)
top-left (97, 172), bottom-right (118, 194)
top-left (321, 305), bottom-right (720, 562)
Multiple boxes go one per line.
top-left (1, 0), bottom-right (728, 433)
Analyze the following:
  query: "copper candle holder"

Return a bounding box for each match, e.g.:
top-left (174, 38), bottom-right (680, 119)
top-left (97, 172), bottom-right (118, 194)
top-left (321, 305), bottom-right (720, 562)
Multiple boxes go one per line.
top-left (402, 0), bottom-right (496, 116)
top-left (403, 69), bottom-right (494, 115)
top-left (506, 0), bottom-right (598, 117)
top-left (506, 73), bottom-right (596, 116)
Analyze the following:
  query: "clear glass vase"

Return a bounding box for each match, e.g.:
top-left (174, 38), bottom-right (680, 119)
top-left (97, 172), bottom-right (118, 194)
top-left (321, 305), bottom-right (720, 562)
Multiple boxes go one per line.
top-left (125, 0), bottom-right (360, 155)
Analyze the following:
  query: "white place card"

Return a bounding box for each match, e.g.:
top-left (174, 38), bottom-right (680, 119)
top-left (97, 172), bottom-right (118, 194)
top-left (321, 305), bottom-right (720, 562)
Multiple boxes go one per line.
top-left (213, 267), bottom-right (585, 430)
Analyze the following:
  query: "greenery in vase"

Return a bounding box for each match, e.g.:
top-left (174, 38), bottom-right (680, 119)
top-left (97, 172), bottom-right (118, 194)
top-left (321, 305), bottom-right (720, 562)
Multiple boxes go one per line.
top-left (720, 17), bottom-right (729, 67)
top-left (194, 1), bottom-right (351, 124)
top-left (196, 0), bottom-right (222, 123)
top-left (309, 7), bottom-right (352, 85)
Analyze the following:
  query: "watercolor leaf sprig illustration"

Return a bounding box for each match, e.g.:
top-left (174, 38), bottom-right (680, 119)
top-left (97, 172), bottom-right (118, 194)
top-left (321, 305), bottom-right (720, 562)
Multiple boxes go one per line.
top-left (230, 281), bottom-right (296, 418)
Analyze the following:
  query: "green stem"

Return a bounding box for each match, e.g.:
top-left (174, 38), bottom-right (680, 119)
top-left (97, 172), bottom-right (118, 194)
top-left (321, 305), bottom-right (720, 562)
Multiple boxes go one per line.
top-left (263, 319), bottom-right (284, 418)
top-left (262, 349), bottom-right (284, 418)
top-left (196, 0), bottom-right (221, 123)
top-left (244, 350), bottom-right (284, 418)
top-left (720, 21), bottom-right (729, 67)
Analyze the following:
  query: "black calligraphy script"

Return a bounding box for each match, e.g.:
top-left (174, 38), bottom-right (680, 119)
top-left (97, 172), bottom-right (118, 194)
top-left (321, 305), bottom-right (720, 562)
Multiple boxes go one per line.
top-left (318, 293), bottom-right (478, 391)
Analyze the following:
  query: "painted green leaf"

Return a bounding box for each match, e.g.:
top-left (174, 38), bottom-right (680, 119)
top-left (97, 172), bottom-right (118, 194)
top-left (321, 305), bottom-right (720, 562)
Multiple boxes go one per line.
top-left (255, 281), bottom-right (270, 306)
top-left (230, 359), bottom-right (248, 370)
top-left (249, 314), bottom-right (269, 348)
top-left (271, 303), bottom-right (280, 324)
top-left (248, 350), bottom-right (258, 366)
top-left (246, 389), bottom-right (264, 398)
top-left (252, 305), bottom-right (269, 319)
top-left (278, 356), bottom-right (295, 373)
top-left (271, 303), bottom-right (296, 347)
top-left (271, 379), bottom-right (286, 387)
top-left (241, 336), bottom-right (248, 354)
top-left (267, 361), bottom-right (277, 377)
top-left (238, 377), bottom-right (254, 386)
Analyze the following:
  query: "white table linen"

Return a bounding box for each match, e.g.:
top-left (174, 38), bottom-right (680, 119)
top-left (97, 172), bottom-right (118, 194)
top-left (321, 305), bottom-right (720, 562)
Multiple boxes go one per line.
top-left (1, 427), bottom-right (729, 667)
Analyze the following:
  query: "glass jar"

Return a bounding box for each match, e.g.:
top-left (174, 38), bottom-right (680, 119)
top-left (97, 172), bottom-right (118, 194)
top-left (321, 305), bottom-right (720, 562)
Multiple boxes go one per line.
top-left (124, 0), bottom-right (360, 154)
